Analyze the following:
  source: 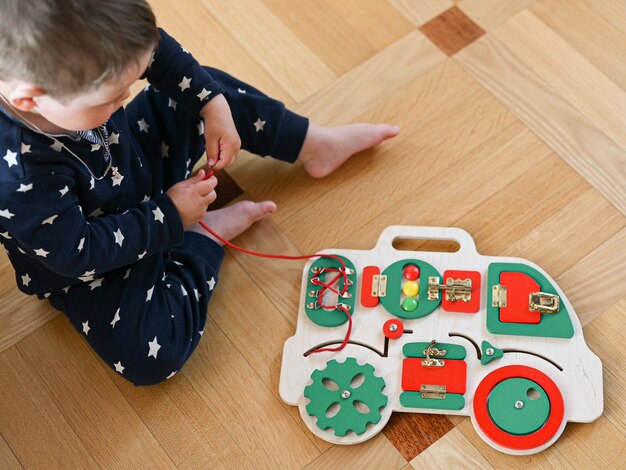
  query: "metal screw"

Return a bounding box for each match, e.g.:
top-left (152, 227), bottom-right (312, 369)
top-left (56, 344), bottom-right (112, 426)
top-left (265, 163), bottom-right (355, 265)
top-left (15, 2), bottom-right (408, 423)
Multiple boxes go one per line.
top-left (485, 348), bottom-right (494, 356)
top-left (389, 323), bottom-right (398, 332)
top-left (515, 400), bottom-right (524, 409)
top-left (341, 390), bottom-right (351, 399)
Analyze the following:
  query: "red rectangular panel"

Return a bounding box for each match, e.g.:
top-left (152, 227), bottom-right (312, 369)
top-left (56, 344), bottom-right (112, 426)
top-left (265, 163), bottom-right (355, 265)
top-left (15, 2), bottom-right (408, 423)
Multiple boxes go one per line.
top-left (401, 358), bottom-right (467, 394)
top-left (441, 269), bottom-right (481, 313)
top-left (360, 266), bottom-right (380, 308)
top-left (499, 271), bottom-right (541, 324)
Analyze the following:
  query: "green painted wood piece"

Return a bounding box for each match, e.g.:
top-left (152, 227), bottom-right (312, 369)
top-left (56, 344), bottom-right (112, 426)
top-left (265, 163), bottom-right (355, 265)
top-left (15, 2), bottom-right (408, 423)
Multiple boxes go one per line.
top-left (403, 342), bottom-right (467, 360)
top-left (487, 378), bottom-right (550, 435)
top-left (305, 255), bottom-right (357, 327)
top-left (486, 263), bottom-right (574, 338)
top-left (400, 391), bottom-right (465, 410)
top-left (304, 358), bottom-right (388, 436)
top-left (380, 259), bottom-right (441, 319)
top-left (480, 340), bottom-right (504, 365)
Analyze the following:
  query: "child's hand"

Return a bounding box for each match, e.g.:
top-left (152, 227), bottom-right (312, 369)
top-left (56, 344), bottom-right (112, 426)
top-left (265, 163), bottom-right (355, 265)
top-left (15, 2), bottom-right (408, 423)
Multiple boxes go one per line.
top-left (166, 169), bottom-right (218, 228)
top-left (200, 94), bottom-right (241, 171)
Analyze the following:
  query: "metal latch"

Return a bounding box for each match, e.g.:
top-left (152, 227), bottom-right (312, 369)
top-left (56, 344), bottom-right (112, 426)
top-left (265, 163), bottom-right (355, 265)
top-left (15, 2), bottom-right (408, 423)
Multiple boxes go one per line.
top-left (529, 292), bottom-right (560, 314)
top-left (421, 340), bottom-right (445, 367)
top-left (492, 284), bottom-right (507, 307)
top-left (371, 274), bottom-right (387, 298)
top-left (420, 384), bottom-right (446, 399)
top-left (427, 276), bottom-right (472, 302)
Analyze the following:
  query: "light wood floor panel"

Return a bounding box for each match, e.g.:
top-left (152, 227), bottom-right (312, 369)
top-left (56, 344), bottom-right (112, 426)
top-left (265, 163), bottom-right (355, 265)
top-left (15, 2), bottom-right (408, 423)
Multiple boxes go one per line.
top-left (492, 10), bottom-right (626, 152)
top-left (459, 0), bottom-right (535, 30)
top-left (0, 291), bottom-right (58, 353)
top-left (304, 433), bottom-right (407, 470)
top-left (388, 0), bottom-right (454, 26)
top-left (15, 318), bottom-right (176, 468)
top-left (456, 36), bottom-right (626, 216)
top-left (408, 427), bottom-right (494, 469)
top-left (0, 434), bottom-right (21, 470)
top-left (530, 0), bottom-right (626, 91)
top-left (593, 0), bottom-right (626, 34)
top-left (557, 228), bottom-right (626, 327)
top-left (584, 298), bottom-right (626, 436)
top-left (148, 0), bottom-right (293, 106)
top-left (198, 0), bottom-right (336, 103)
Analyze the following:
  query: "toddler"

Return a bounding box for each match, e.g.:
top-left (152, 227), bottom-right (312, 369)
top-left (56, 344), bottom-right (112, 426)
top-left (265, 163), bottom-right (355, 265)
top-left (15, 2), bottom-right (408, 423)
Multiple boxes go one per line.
top-left (0, 0), bottom-right (398, 385)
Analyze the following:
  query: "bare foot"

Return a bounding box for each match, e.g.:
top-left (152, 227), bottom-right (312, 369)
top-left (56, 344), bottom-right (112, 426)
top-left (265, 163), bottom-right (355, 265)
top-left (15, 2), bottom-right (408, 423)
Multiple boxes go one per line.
top-left (298, 123), bottom-right (400, 178)
top-left (187, 200), bottom-right (277, 244)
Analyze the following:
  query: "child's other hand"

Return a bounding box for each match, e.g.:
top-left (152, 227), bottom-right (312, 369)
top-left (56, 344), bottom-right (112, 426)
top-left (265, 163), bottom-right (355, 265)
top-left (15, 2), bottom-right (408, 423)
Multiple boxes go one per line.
top-left (166, 169), bottom-right (218, 228)
top-left (200, 94), bottom-right (241, 171)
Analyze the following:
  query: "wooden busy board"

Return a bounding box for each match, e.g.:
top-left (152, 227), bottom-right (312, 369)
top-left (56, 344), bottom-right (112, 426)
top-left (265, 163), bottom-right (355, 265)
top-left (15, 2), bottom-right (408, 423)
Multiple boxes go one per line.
top-left (279, 226), bottom-right (603, 455)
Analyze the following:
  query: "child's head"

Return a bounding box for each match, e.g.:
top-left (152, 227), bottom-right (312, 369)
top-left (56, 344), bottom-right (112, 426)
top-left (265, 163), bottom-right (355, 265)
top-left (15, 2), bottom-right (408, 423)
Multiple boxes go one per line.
top-left (0, 0), bottom-right (160, 130)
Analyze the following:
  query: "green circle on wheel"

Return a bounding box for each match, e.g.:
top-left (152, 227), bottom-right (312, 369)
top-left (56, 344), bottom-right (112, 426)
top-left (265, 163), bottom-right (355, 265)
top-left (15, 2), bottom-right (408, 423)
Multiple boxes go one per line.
top-left (487, 378), bottom-right (550, 435)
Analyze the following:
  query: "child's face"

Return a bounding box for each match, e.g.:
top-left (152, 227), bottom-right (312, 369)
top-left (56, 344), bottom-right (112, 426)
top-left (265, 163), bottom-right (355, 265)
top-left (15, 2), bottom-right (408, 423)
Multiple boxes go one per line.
top-left (34, 48), bottom-right (153, 131)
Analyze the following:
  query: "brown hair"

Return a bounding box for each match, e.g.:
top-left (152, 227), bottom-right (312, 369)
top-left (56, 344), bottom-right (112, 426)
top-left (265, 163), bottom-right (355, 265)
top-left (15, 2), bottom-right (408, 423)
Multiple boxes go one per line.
top-left (0, 0), bottom-right (160, 99)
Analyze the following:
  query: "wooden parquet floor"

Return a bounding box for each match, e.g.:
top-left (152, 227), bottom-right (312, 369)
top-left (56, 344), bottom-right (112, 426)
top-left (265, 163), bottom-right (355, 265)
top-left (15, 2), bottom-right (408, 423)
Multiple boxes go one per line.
top-left (1, 0), bottom-right (625, 468)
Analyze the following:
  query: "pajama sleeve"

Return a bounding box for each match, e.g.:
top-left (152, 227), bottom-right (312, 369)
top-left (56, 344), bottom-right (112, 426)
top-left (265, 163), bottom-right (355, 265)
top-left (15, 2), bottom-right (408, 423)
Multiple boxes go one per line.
top-left (0, 172), bottom-right (184, 279)
top-left (145, 28), bottom-right (225, 116)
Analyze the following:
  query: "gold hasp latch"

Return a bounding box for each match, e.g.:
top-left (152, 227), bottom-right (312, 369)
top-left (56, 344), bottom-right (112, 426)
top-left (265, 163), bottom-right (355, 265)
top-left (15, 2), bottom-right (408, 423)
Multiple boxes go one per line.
top-left (529, 292), bottom-right (560, 314)
top-left (371, 274), bottom-right (388, 298)
top-left (421, 340), bottom-right (446, 367)
top-left (492, 284), bottom-right (507, 308)
top-left (427, 276), bottom-right (472, 302)
top-left (420, 384), bottom-right (446, 399)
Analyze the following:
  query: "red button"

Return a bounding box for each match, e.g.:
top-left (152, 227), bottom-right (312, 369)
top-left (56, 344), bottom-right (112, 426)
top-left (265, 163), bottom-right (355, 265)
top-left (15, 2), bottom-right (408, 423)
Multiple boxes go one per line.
top-left (403, 264), bottom-right (420, 281)
top-left (383, 319), bottom-right (404, 339)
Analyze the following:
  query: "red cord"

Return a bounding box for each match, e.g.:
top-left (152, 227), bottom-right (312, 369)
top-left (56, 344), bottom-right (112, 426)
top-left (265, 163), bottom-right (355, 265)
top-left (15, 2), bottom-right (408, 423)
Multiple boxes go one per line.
top-left (198, 220), bottom-right (353, 354)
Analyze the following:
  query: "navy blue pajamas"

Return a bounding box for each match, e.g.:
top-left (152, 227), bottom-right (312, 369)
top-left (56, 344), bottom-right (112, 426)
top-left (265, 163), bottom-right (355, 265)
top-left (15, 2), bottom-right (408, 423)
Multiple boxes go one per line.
top-left (0, 30), bottom-right (308, 385)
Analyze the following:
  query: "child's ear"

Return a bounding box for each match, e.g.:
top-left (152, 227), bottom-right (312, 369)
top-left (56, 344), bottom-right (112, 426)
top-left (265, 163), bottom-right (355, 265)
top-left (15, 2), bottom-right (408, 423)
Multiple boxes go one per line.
top-left (9, 83), bottom-right (46, 112)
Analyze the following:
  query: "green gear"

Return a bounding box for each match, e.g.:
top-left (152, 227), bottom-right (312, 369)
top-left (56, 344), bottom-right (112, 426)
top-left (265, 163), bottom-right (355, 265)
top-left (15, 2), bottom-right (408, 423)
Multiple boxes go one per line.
top-left (304, 357), bottom-right (387, 436)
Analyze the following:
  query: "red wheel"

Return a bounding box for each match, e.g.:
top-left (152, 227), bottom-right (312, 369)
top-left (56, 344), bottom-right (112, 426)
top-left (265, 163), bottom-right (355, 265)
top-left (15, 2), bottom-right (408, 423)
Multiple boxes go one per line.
top-left (473, 365), bottom-right (564, 451)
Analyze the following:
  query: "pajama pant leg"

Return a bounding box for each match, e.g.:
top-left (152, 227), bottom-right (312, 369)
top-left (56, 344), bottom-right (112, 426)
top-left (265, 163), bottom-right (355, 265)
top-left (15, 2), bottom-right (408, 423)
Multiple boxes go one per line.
top-left (49, 69), bottom-right (308, 386)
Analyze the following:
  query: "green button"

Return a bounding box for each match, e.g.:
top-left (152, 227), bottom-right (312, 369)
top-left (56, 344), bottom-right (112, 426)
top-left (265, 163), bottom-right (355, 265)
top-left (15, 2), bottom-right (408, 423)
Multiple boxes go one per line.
top-left (487, 378), bottom-right (550, 435)
top-left (401, 297), bottom-right (418, 312)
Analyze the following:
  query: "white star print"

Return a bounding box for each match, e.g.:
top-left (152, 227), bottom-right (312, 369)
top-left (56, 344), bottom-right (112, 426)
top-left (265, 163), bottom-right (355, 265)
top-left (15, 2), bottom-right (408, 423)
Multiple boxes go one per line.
top-left (123, 268), bottom-right (131, 279)
top-left (181, 285), bottom-right (188, 297)
top-left (254, 118), bottom-right (266, 132)
top-left (89, 177), bottom-right (95, 190)
top-left (207, 277), bottom-right (216, 290)
top-left (79, 270), bottom-right (96, 282)
top-left (194, 289), bottom-right (201, 301)
top-left (90, 144), bottom-right (101, 152)
top-left (137, 118), bottom-right (150, 133)
top-left (77, 237), bottom-right (85, 252)
top-left (114, 361), bottom-right (125, 374)
top-left (3, 149), bottom-right (18, 167)
top-left (1, 232), bottom-right (11, 239)
top-left (142, 195), bottom-right (151, 203)
top-left (41, 215), bottom-right (58, 225)
top-left (161, 142), bottom-right (169, 157)
top-left (82, 321), bottom-right (90, 335)
top-left (168, 98), bottom-right (177, 110)
top-left (62, 286), bottom-right (70, 294)
top-left (109, 132), bottom-right (119, 145)
top-left (112, 169), bottom-right (124, 186)
top-left (199, 329), bottom-right (204, 336)
top-left (166, 371), bottom-right (177, 379)
top-left (114, 228), bottom-right (124, 246)
top-left (89, 278), bottom-right (103, 290)
top-left (21, 143), bottom-right (31, 154)
top-left (59, 186), bottom-right (69, 197)
top-left (138, 250), bottom-right (147, 260)
top-left (197, 88), bottom-right (211, 101)
top-left (146, 286), bottom-right (154, 302)
top-left (237, 88), bottom-right (247, 94)
top-left (50, 139), bottom-right (64, 152)
top-left (0, 209), bottom-right (14, 219)
top-left (34, 248), bottom-right (49, 257)
top-left (197, 120), bottom-right (204, 135)
top-left (111, 308), bottom-right (120, 328)
top-left (21, 274), bottom-right (31, 286)
top-left (181, 46), bottom-right (190, 54)
top-left (152, 207), bottom-right (165, 223)
top-left (17, 183), bottom-right (33, 192)
top-left (148, 336), bottom-right (161, 358)
top-left (178, 76), bottom-right (192, 91)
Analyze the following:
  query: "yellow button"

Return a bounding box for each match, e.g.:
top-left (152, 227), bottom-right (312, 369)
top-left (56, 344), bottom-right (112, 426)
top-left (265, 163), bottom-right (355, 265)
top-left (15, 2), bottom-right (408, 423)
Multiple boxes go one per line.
top-left (402, 281), bottom-right (419, 297)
